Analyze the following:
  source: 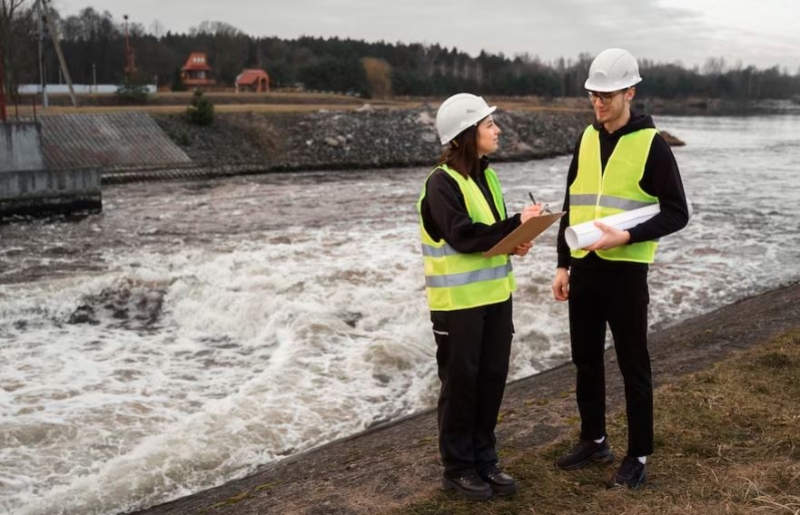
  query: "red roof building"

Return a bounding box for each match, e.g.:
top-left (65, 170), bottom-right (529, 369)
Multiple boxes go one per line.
top-left (235, 69), bottom-right (270, 93)
top-left (181, 53), bottom-right (216, 87)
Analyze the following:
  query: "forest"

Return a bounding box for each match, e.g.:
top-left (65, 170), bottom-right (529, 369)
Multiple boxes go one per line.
top-left (1, 2), bottom-right (799, 101)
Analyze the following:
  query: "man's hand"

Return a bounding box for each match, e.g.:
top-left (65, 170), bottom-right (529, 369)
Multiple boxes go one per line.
top-left (583, 222), bottom-right (631, 251)
top-left (552, 267), bottom-right (570, 301)
top-left (512, 241), bottom-right (533, 257)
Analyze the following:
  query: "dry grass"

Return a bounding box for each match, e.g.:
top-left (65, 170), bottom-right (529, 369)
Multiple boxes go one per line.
top-left (396, 331), bottom-right (800, 515)
top-left (10, 103), bottom-right (377, 117)
top-left (5, 92), bottom-right (588, 118)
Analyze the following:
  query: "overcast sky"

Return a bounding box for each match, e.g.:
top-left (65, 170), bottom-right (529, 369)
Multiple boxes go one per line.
top-left (52, 0), bottom-right (800, 72)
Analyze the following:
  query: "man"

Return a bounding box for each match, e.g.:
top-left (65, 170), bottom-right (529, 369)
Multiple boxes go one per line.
top-left (551, 48), bottom-right (690, 488)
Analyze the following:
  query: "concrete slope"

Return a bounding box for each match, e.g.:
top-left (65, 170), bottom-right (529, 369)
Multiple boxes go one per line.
top-left (40, 112), bottom-right (191, 170)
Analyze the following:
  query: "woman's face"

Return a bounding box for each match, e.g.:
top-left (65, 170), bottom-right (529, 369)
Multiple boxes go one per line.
top-left (476, 116), bottom-right (501, 156)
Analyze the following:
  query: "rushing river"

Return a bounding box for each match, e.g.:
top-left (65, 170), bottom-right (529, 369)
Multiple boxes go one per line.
top-left (1, 115), bottom-right (799, 515)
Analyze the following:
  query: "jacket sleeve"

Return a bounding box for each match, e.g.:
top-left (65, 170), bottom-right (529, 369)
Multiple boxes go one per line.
top-left (556, 140), bottom-right (581, 269)
top-left (627, 134), bottom-right (690, 243)
top-left (420, 169), bottom-right (522, 254)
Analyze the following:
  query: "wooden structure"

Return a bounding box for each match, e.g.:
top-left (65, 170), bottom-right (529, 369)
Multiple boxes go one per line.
top-left (181, 53), bottom-right (216, 87)
top-left (235, 69), bottom-right (270, 93)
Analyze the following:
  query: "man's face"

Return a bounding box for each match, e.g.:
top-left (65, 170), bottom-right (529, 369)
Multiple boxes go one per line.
top-left (587, 88), bottom-right (632, 126)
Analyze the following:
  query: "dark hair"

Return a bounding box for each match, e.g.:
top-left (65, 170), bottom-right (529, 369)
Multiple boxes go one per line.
top-left (436, 123), bottom-right (481, 178)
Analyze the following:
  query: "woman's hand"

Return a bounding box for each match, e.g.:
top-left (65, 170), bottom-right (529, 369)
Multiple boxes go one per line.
top-left (520, 204), bottom-right (543, 223)
top-left (512, 241), bottom-right (533, 257)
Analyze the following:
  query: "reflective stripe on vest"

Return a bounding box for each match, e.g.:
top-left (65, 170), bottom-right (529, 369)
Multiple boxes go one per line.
top-left (425, 262), bottom-right (513, 288)
top-left (417, 164), bottom-right (516, 311)
top-left (421, 242), bottom-right (460, 258)
top-left (570, 126), bottom-right (659, 263)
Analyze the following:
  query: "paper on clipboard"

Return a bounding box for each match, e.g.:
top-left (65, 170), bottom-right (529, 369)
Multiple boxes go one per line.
top-left (483, 211), bottom-right (565, 257)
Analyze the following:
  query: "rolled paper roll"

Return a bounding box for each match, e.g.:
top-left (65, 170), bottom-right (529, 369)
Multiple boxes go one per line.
top-left (565, 204), bottom-right (661, 250)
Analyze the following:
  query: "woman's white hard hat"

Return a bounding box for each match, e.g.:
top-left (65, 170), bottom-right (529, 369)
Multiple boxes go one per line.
top-left (584, 48), bottom-right (642, 92)
top-left (435, 93), bottom-right (496, 145)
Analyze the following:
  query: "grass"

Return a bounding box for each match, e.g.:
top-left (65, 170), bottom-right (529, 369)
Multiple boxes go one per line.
top-left (394, 330), bottom-right (800, 515)
top-left (6, 91), bottom-right (589, 117)
top-left (11, 103), bottom-right (377, 116)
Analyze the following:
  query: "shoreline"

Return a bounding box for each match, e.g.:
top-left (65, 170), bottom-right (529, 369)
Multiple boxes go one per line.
top-left (143, 108), bottom-right (593, 182)
top-left (129, 280), bottom-right (800, 515)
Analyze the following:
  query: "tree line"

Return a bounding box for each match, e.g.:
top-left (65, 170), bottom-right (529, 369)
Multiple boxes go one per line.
top-left (2, 3), bottom-right (799, 102)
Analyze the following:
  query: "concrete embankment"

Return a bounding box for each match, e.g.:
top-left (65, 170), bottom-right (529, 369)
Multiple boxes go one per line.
top-left (144, 107), bottom-right (593, 181)
top-left (0, 121), bottom-right (102, 216)
top-left (1, 121), bottom-right (45, 172)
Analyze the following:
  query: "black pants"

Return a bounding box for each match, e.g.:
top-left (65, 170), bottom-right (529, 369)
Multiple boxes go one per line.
top-left (431, 298), bottom-right (513, 477)
top-left (568, 266), bottom-right (653, 457)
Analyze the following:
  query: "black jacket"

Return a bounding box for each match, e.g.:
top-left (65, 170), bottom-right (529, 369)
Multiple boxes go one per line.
top-left (419, 158), bottom-right (521, 254)
top-left (556, 112), bottom-right (690, 271)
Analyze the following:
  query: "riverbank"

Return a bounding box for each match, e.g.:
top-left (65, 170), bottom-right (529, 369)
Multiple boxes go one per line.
top-left (149, 107), bottom-right (593, 175)
top-left (19, 94), bottom-right (772, 185)
top-left (130, 281), bottom-right (800, 515)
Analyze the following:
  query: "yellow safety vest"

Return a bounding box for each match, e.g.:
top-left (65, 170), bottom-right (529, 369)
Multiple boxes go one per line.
top-left (570, 125), bottom-right (659, 263)
top-left (417, 164), bottom-right (516, 311)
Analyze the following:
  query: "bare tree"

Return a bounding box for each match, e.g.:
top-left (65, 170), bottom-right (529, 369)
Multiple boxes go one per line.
top-left (0, 0), bottom-right (30, 116)
top-left (149, 19), bottom-right (165, 39)
top-left (0, 0), bottom-right (28, 59)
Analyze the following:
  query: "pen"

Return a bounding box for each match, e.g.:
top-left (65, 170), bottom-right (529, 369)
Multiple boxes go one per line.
top-left (528, 192), bottom-right (536, 204)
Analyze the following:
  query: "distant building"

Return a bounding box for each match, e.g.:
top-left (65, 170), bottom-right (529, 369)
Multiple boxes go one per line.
top-left (235, 69), bottom-right (270, 93)
top-left (181, 53), bottom-right (216, 87)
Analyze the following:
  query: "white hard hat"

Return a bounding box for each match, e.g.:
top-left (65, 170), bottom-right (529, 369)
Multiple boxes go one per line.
top-left (584, 48), bottom-right (642, 92)
top-left (435, 93), bottom-right (496, 145)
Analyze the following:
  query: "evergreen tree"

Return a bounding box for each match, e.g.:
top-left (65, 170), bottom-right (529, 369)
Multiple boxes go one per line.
top-left (186, 90), bottom-right (214, 125)
top-left (171, 67), bottom-right (186, 91)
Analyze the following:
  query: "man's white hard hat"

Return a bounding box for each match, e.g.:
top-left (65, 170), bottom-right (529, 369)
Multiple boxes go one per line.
top-left (435, 93), bottom-right (496, 145)
top-left (584, 48), bottom-right (642, 92)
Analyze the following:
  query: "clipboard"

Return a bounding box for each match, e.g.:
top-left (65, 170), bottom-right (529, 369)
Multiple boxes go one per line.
top-left (483, 211), bottom-right (565, 257)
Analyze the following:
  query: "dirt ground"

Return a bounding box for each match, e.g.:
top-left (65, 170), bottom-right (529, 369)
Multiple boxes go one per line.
top-left (129, 281), bottom-right (800, 515)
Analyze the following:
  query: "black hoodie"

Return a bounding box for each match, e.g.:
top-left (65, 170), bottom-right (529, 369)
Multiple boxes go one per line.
top-left (556, 112), bottom-right (690, 272)
top-left (419, 157), bottom-right (522, 254)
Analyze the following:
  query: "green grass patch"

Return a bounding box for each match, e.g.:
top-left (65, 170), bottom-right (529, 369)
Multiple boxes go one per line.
top-left (391, 330), bottom-right (800, 515)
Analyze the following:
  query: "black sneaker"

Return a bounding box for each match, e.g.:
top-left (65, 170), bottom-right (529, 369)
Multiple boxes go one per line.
top-left (479, 465), bottom-right (517, 496)
top-left (555, 438), bottom-right (615, 470)
top-left (608, 455), bottom-right (647, 489)
top-left (442, 472), bottom-right (492, 501)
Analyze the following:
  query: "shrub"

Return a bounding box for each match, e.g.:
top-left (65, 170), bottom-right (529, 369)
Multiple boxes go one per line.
top-left (186, 90), bottom-right (214, 126)
top-left (116, 81), bottom-right (150, 105)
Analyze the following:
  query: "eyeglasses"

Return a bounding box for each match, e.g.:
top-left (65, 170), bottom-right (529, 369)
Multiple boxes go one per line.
top-left (587, 89), bottom-right (627, 104)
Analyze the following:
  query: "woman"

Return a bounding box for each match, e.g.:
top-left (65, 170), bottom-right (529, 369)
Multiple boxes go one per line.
top-left (417, 93), bottom-right (541, 501)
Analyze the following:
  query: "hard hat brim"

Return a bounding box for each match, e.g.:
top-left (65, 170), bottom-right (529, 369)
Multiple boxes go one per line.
top-left (584, 76), bottom-right (642, 92)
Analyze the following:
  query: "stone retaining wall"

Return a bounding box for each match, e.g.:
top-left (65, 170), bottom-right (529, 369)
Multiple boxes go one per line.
top-left (151, 107), bottom-right (593, 176)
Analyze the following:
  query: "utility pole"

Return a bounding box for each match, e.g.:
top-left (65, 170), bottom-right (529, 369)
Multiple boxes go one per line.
top-left (123, 15), bottom-right (137, 80)
top-left (36, 0), bottom-right (48, 108)
top-left (41, 0), bottom-right (77, 107)
top-left (0, 46), bottom-right (6, 122)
